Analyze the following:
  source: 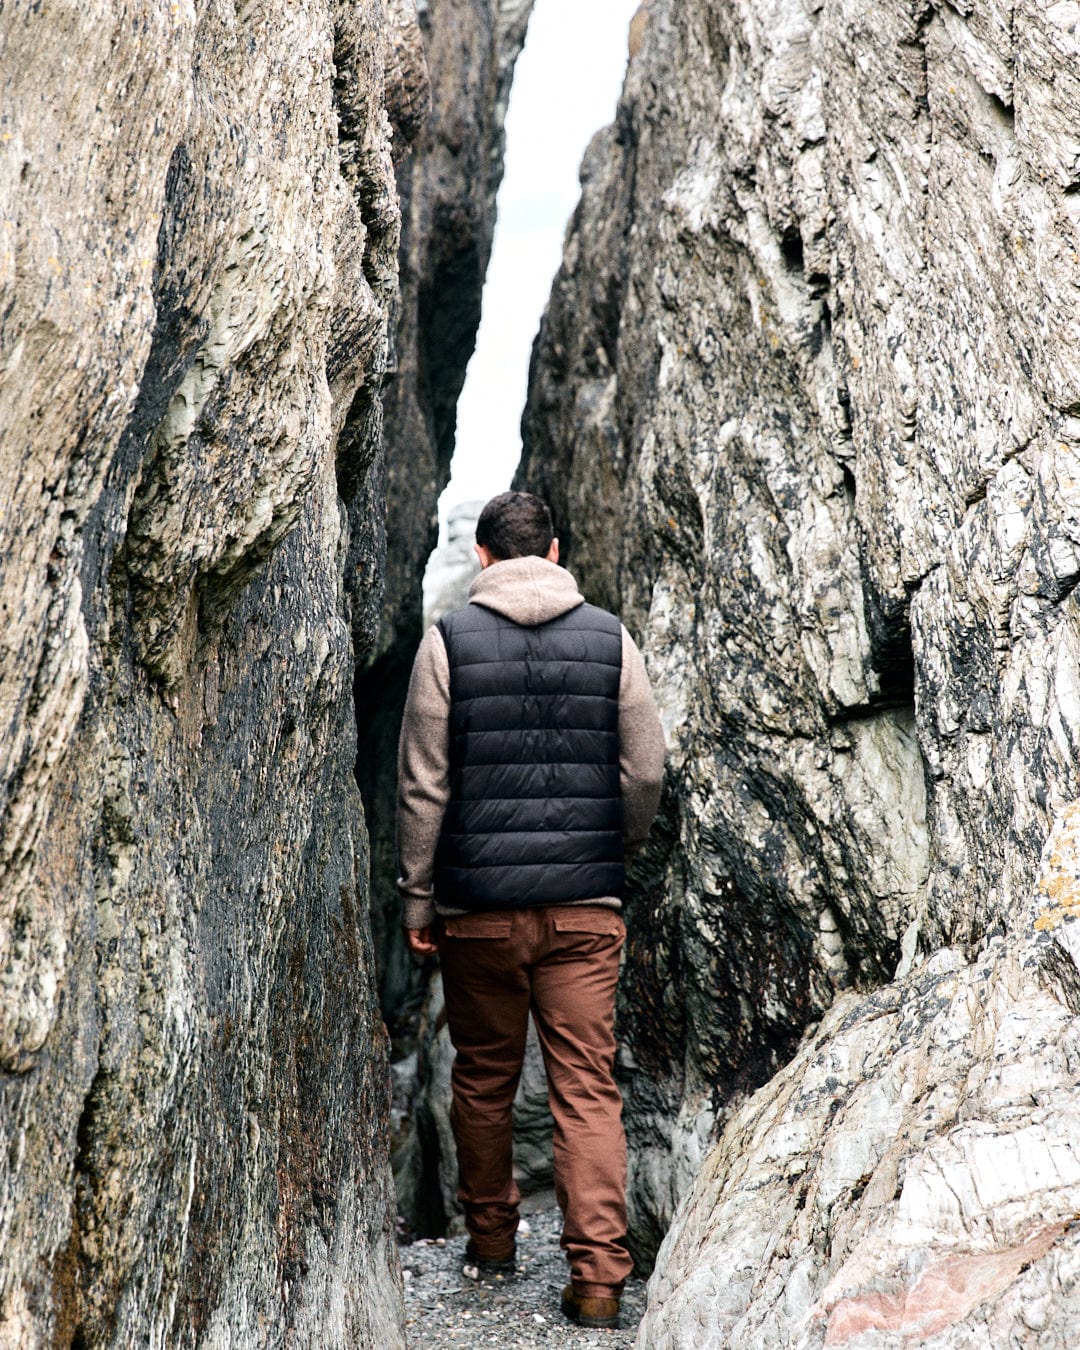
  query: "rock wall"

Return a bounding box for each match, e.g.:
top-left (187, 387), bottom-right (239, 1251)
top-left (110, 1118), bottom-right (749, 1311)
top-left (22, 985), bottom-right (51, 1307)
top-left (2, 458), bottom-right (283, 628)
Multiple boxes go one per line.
top-left (517, 0), bottom-right (1080, 1327)
top-left (0, 1), bottom-right (425, 1344)
top-left (353, 0), bottom-right (534, 1029)
top-left (638, 809), bottom-right (1080, 1347)
top-left (422, 499), bottom-right (483, 629)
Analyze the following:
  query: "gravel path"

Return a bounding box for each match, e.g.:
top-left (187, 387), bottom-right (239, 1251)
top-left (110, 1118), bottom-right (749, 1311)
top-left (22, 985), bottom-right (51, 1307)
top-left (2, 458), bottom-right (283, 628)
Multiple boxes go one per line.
top-left (401, 1206), bottom-right (646, 1348)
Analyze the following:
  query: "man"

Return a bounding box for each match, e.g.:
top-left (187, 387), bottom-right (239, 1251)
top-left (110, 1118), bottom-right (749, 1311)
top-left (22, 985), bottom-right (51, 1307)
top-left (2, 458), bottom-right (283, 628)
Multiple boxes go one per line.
top-left (396, 490), bottom-right (665, 1329)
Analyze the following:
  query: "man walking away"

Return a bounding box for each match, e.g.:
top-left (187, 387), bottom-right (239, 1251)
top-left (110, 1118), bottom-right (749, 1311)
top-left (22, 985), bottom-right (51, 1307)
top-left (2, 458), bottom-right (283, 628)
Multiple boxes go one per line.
top-left (396, 491), bottom-right (666, 1329)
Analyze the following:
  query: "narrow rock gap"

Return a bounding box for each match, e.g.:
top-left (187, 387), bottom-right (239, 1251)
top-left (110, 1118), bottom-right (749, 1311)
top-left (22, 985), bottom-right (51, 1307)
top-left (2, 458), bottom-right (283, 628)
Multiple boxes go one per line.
top-left (7, 0), bottom-right (1080, 1340)
top-left (379, 0), bottom-right (643, 1243)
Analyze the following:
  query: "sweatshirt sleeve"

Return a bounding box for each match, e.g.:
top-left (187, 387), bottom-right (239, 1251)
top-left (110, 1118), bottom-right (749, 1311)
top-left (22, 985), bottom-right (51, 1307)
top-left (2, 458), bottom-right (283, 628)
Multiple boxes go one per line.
top-left (396, 625), bottom-right (451, 930)
top-left (619, 625), bottom-right (666, 857)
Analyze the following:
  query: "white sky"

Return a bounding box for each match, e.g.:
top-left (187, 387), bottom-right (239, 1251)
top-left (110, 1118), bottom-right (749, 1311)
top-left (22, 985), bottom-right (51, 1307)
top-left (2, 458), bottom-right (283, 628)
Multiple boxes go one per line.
top-left (436, 0), bottom-right (640, 528)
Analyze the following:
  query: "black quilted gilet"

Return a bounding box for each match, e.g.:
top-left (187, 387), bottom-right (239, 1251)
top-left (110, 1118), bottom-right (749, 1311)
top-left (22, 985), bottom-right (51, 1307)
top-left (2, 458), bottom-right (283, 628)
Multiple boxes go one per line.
top-left (434, 601), bottom-right (624, 910)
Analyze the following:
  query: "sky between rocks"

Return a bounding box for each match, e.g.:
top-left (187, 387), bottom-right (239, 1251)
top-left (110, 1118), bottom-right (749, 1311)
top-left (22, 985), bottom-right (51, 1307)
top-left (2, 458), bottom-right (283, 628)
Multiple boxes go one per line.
top-left (437, 0), bottom-right (641, 531)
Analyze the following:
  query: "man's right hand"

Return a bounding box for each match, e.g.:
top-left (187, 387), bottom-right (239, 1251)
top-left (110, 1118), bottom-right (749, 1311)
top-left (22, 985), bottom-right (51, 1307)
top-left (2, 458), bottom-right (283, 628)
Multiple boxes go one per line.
top-left (405, 926), bottom-right (437, 956)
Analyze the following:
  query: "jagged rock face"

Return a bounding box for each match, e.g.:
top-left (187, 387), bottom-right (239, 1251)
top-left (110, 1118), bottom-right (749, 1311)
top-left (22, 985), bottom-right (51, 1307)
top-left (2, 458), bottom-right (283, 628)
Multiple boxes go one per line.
top-left (517, 0), bottom-right (1080, 1285)
top-left (636, 806), bottom-right (1080, 1347)
top-left (0, 1), bottom-right (425, 1344)
top-left (353, 0), bottom-right (534, 1028)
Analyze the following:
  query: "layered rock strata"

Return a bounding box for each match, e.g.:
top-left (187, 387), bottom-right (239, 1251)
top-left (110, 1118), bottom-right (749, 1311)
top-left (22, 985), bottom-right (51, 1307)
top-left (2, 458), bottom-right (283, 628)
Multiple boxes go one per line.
top-left (0, 1), bottom-right (426, 1343)
top-left (517, 0), bottom-right (1080, 1319)
top-left (637, 806), bottom-right (1080, 1347)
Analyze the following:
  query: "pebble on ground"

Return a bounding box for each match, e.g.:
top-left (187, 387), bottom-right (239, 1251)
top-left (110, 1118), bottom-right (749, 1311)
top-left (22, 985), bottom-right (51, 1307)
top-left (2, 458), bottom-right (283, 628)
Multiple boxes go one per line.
top-left (401, 1206), bottom-right (645, 1348)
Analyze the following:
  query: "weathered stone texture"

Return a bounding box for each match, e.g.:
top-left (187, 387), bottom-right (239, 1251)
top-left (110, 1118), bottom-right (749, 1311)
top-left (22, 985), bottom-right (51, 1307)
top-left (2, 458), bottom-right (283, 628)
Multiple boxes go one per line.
top-left (636, 804), bottom-right (1080, 1348)
top-left (516, 0), bottom-right (1080, 1318)
top-left (0, 1), bottom-right (426, 1343)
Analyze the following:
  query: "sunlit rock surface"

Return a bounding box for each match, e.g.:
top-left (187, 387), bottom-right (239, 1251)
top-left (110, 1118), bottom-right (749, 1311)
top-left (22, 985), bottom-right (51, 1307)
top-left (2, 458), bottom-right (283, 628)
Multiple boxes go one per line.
top-left (516, 0), bottom-right (1080, 1321)
top-left (0, 1), bottom-right (426, 1343)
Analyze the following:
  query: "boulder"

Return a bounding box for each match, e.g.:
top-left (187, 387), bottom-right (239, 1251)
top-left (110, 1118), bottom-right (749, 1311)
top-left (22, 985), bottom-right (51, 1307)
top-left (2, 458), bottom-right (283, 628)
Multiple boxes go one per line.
top-left (636, 803), bottom-right (1080, 1347)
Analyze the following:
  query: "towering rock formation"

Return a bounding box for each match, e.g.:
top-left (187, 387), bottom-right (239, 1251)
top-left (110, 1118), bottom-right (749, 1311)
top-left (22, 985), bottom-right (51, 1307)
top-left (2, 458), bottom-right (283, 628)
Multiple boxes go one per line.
top-left (0, 1), bottom-right (426, 1344)
top-left (518, 0), bottom-right (1080, 1337)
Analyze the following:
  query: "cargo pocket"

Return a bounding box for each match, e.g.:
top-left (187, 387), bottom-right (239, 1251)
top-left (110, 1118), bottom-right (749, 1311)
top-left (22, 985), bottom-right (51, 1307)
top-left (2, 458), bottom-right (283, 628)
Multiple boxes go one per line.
top-left (442, 914), bottom-right (513, 939)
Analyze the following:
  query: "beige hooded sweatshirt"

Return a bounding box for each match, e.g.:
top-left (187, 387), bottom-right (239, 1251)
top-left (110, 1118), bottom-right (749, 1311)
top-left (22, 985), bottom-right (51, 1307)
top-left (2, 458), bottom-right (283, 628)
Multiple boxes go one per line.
top-left (396, 556), bottom-right (667, 931)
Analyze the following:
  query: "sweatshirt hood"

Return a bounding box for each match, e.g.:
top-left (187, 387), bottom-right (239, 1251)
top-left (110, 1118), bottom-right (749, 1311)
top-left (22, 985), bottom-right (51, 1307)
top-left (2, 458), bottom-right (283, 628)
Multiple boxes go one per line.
top-left (467, 556), bottom-right (585, 626)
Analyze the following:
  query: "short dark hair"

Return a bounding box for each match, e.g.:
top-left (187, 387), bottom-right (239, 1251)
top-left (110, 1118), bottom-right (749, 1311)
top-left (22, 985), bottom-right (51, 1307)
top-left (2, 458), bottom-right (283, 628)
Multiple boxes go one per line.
top-left (475, 491), bottom-right (554, 560)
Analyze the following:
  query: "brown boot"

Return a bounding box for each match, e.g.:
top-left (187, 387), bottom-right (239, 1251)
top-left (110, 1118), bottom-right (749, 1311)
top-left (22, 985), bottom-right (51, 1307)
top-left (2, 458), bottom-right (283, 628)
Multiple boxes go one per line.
top-left (561, 1283), bottom-right (620, 1329)
top-left (463, 1239), bottom-right (517, 1280)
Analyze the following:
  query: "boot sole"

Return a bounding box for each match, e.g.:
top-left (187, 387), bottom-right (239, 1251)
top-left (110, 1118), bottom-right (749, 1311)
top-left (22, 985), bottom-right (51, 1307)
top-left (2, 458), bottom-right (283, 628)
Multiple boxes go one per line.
top-left (464, 1246), bottom-right (517, 1280)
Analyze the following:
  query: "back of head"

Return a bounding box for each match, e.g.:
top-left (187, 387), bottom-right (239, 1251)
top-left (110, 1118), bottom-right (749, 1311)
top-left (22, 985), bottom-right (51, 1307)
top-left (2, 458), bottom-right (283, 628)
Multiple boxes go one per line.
top-left (475, 491), bottom-right (554, 560)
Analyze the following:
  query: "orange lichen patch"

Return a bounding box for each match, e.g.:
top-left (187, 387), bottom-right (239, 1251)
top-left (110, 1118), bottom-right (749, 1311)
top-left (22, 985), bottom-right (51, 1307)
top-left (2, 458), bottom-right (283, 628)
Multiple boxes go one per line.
top-left (1032, 805), bottom-right (1080, 930)
top-left (629, 1), bottom-right (651, 60)
top-left (822, 1223), bottom-right (1067, 1346)
top-left (1034, 898), bottom-right (1080, 931)
top-left (1034, 870), bottom-right (1080, 930)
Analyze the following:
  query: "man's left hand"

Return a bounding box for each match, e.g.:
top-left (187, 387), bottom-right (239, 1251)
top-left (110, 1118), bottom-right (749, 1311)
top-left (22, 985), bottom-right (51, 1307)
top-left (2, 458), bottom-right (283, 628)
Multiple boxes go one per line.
top-left (406, 926), bottom-right (437, 956)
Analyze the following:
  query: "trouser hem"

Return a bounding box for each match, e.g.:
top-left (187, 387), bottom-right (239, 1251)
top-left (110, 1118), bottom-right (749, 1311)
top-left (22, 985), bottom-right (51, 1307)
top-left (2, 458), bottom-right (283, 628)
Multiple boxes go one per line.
top-left (572, 1280), bottom-right (625, 1299)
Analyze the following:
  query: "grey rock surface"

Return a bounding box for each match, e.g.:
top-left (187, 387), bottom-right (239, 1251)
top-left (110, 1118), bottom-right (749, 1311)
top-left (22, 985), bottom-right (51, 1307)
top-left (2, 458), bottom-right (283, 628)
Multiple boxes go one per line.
top-left (422, 500), bottom-right (484, 628)
top-left (516, 0), bottom-right (1080, 1326)
top-left (0, 1), bottom-right (426, 1344)
top-left (635, 805), bottom-right (1080, 1348)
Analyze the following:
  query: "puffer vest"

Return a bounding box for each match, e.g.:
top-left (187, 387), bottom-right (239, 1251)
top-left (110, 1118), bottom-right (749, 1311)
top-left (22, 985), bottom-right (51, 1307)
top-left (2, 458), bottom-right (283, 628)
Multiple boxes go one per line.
top-left (434, 600), bottom-right (624, 910)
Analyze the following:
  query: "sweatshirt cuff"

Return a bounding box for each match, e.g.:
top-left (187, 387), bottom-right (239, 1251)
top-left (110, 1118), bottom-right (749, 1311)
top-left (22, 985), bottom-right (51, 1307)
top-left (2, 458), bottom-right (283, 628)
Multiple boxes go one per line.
top-left (401, 896), bottom-right (436, 931)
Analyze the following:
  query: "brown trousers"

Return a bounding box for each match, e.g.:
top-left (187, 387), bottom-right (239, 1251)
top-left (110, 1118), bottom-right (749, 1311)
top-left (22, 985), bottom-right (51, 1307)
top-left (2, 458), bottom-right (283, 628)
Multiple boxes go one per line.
top-left (436, 904), bottom-right (632, 1297)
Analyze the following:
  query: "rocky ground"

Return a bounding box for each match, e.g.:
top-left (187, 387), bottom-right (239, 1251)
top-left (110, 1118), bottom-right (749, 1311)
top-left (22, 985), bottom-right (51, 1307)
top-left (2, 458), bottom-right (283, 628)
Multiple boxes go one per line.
top-left (401, 1207), bottom-right (646, 1349)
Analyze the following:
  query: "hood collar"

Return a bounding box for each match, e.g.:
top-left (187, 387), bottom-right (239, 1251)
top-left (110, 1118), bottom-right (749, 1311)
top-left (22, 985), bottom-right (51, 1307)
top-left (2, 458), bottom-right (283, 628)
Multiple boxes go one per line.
top-left (467, 556), bottom-right (585, 626)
